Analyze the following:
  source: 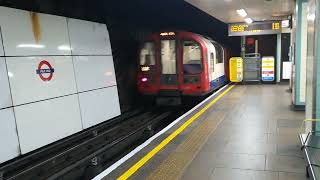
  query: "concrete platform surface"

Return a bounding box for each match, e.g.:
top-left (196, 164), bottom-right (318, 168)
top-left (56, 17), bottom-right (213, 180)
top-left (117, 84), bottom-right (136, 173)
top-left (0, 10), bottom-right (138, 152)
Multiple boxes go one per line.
top-left (101, 85), bottom-right (307, 180)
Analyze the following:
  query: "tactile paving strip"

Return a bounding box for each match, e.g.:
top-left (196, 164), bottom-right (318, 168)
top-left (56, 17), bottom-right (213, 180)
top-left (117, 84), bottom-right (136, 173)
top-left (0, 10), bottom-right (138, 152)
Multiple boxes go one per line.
top-left (145, 111), bottom-right (228, 180)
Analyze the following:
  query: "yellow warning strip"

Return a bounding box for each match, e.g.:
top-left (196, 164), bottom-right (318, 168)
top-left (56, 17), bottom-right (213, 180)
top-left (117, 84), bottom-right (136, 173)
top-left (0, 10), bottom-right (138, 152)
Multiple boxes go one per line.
top-left (146, 112), bottom-right (227, 180)
top-left (117, 84), bottom-right (236, 180)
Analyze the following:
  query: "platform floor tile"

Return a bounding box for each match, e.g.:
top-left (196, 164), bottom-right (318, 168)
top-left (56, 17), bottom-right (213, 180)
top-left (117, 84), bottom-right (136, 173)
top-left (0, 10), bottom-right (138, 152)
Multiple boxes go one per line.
top-left (103, 85), bottom-right (307, 180)
top-left (210, 168), bottom-right (278, 180)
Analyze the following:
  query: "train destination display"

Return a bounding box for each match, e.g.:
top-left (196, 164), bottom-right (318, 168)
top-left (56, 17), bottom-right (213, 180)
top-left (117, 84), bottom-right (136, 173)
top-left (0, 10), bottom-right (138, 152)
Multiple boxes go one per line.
top-left (228, 21), bottom-right (282, 36)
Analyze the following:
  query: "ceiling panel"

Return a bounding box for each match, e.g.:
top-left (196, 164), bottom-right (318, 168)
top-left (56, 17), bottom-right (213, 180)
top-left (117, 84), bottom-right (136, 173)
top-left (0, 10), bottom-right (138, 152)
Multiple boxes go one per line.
top-left (185, 0), bottom-right (294, 23)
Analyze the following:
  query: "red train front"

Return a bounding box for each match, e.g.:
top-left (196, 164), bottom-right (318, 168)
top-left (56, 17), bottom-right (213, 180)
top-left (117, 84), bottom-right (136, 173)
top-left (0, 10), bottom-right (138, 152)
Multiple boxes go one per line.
top-left (137, 31), bottom-right (228, 104)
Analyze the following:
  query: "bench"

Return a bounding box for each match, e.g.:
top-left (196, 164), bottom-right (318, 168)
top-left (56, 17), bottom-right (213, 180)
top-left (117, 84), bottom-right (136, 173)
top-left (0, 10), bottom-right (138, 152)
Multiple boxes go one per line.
top-left (300, 131), bottom-right (320, 179)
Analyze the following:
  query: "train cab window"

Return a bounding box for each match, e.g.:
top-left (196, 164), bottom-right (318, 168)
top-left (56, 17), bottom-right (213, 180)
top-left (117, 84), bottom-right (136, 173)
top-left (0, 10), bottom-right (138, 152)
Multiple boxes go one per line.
top-left (216, 46), bottom-right (223, 64)
top-left (140, 42), bottom-right (156, 66)
top-left (161, 40), bottom-right (176, 74)
top-left (183, 40), bottom-right (202, 74)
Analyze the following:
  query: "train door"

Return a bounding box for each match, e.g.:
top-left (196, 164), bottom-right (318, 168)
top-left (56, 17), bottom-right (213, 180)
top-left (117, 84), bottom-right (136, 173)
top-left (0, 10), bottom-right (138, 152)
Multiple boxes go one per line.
top-left (160, 39), bottom-right (178, 87)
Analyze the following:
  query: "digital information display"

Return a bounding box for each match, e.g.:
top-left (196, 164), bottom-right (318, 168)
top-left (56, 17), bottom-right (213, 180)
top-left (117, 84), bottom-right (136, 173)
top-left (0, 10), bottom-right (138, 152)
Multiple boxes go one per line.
top-left (228, 21), bottom-right (282, 36)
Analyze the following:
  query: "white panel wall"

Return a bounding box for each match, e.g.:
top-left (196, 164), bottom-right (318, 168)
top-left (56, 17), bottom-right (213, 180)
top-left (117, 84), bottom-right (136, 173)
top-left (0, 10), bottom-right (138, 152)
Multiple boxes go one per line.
top-left (0, 7), bottom-right (71, 56)
top-left (0, 108), bottom-right (20, 163)
top-left (0, 6), bottom-right (121, 159)
top-left (0, 57), bottom-right (12, 108)
top-left (68, 18), bottom-right (112, 55)
top-left (14, 95), bottom-right (82, 154)
top-left (0, 28), bottom-right (4, 56)
top-left (6, 56), bottom-right (77, 105)
top-left (300, 3), bottom-right (308, 102)
top-left (70, 19), bottom-right (120, 129)
top-left (73, 56), bottom-right (117, 92)
top-left (79, 87), bottom-right (121, 129)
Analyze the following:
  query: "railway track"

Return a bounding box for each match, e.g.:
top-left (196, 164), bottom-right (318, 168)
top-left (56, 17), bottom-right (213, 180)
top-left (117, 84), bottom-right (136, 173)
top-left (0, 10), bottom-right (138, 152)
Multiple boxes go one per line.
top-left (0, 107), bottom-right (186, 180)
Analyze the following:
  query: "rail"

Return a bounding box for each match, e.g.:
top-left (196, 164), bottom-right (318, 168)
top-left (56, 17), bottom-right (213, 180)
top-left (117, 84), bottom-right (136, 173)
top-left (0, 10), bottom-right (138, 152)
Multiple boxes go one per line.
top-left (0, 107), bottom-right (184, 180)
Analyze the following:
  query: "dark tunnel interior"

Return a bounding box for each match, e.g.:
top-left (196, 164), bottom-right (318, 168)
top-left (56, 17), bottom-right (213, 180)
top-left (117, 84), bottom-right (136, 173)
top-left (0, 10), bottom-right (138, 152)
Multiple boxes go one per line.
top-left (0, 0), bottom-right (241, 111)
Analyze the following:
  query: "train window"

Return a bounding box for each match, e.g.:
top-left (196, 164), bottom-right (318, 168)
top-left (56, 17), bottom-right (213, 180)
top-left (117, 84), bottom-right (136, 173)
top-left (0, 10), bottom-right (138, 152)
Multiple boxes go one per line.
top-left (210, 52), bottom-right (214, 72)
top-left (161, 40), bottom-right (176, 74)
top-left (140, 42), bottom-right (155, 65)
top-left (216, 47), bottom-right (223, 64)
top-left (183, 40), bottom-right (202, 74)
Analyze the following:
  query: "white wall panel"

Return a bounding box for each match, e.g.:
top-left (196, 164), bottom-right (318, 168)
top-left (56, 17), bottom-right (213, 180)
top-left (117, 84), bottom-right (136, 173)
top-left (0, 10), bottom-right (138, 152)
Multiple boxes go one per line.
top-left (6, 56), bottom-right (77, 105)
top-left (0, 6), bottom-right (71, 56)
top-left (73, 56), bottom-right (116, 92)
top-left (68, 18), bottom-right (112, 55)
top-left (14, 95), bottom-right (82, 154)
top-left (79, 87), bottom-right (121, 129)
top-left (0, 28), bottom-right (4, 56)
top-left (0, 57), bottom-right (12, 108)
top-left (300, 2), bottom-right (308, 103)
top-left (0, 108), bottom-right (20, 163)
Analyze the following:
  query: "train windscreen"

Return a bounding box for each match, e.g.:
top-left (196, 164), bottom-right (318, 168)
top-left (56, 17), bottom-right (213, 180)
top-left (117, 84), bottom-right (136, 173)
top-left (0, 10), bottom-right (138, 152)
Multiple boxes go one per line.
top-left (183, 40), bottom-right (202, 74)
top-left (140, 42), bottom-right (156, 66)
top-left (161, 40), bottom-right (177, 74)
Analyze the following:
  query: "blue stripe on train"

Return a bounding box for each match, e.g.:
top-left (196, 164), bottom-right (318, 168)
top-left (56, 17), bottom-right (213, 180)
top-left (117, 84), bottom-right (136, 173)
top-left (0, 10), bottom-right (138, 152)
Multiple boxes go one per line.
top-left (210, 75), bottom-right (227, 90)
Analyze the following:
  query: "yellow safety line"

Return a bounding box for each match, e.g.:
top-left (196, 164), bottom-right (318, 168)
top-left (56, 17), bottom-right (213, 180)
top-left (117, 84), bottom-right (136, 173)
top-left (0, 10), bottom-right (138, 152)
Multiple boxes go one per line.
top-left (117, 84), bottom-right (236, 180)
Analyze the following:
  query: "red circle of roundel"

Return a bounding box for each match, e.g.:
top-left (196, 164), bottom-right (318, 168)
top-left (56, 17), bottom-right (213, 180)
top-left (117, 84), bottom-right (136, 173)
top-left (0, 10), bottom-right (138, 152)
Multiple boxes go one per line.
top-left (36, 60), bottom-right (54, 81)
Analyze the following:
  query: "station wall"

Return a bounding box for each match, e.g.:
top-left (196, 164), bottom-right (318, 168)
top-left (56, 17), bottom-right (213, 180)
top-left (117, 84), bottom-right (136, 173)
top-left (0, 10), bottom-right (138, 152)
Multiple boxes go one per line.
top-left (0, 6), bottom-right (121, 163)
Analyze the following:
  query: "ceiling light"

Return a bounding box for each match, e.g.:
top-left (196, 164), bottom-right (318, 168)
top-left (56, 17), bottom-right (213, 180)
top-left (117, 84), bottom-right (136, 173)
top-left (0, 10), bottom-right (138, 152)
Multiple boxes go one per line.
top-left (17, 44), bottom-right (45, 48)
top-left (236, 9), bottom-right (247, 17)
top-left (244, 18), bottom-right (253, 24)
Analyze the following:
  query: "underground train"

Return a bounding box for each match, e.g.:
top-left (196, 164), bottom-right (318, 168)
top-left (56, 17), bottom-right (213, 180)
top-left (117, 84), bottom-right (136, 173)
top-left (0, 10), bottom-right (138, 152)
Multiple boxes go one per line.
top-left (137, 31), bottom-right (230, 104)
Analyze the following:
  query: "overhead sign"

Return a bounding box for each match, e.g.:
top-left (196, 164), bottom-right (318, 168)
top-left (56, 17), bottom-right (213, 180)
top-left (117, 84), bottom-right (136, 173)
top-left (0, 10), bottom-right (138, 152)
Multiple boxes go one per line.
top-left (261, 56), bottom-right (275, 81)
top-left (36, 60), bottom-right (55, 81)
top-left (228, 21), bottom-right (282, 36)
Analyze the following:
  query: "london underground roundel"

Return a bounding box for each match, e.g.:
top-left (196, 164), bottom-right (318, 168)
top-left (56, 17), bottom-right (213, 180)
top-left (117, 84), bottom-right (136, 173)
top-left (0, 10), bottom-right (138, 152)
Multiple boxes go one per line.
top-left (36, 60), bottom-right (55, 81)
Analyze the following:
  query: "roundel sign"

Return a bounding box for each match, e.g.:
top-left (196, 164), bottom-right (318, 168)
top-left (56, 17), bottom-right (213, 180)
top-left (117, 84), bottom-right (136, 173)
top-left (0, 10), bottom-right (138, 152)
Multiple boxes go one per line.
top-left (36, 60), bottom-right (55, 81)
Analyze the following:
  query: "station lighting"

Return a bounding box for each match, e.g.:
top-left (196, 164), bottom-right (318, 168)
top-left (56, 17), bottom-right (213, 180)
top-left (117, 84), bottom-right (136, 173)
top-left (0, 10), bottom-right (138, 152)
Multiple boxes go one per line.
top-left (236, 9), bottom-right (247, 17)
top-left (244, 18), bottom-right (253, 24)
top-left (17, 44), bottom-right (45, 48)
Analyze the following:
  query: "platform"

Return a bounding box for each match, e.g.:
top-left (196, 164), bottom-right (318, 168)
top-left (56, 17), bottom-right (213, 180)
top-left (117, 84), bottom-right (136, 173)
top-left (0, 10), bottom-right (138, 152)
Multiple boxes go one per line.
top-left (95, 84), bottom-right (306, 180)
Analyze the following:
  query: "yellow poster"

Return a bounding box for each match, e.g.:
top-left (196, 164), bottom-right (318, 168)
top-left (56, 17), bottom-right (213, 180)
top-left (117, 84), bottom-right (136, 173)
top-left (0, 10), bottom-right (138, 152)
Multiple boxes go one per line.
top-left (229, 57), bottom-right (243, 82)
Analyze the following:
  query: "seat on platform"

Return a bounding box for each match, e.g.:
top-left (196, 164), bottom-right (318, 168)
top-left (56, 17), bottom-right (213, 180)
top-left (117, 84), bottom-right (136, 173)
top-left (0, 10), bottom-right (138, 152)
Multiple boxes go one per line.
top-left (300, 132), bottom-right (320, 179)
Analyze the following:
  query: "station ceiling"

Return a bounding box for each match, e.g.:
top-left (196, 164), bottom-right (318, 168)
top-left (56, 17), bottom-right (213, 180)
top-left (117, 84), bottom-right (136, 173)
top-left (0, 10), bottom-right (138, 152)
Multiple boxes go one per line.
top-left (185, 0), bottom-right (295, 23)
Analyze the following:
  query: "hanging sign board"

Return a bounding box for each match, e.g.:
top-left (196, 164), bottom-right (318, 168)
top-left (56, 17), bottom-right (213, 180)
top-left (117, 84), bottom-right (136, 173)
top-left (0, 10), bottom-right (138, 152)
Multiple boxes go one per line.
top-left (261, 56), bottom-right (275, 81)
top-left (229, 57), bottom-right (243, 82)
top-left (228, 21), bottom-right (282, 36)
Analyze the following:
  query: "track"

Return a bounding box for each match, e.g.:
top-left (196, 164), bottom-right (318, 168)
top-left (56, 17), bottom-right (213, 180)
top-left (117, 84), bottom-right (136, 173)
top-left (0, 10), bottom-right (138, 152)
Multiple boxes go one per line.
top-left (0, 106), bottom-right (187, 180)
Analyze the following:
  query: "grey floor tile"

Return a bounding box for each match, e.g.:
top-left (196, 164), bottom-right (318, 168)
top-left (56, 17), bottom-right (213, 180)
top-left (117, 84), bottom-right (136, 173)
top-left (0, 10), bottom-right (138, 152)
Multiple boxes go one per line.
top-left (224, 142), bottom-right (277, 155)
top-left (266, 155), bottom-right (305, 173)
top-left (268, 134), bottom-right (300, 145)
top-left (210, 168), bottom-right (279, 180)
top-left (229, 133), bottom-right (268, 144)
top-left (278, 172), bottom-right (308, 180)
top-left (215, 153), bottom-right (265, 170)
top-left (277, 119), bottom-right (302, 128)
top-left (276, 144), bottom-right (303, 157)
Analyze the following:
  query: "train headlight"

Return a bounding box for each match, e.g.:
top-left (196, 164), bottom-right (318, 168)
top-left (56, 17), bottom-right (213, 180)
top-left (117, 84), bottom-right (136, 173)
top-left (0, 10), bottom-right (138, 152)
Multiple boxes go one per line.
top-left (141, 77), bottom-right (148, 82)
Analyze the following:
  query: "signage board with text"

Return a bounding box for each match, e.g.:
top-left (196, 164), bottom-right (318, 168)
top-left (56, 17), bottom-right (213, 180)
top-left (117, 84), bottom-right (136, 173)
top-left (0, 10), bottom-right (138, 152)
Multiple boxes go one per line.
top-left (228, 21), bottom-right (282, 36)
